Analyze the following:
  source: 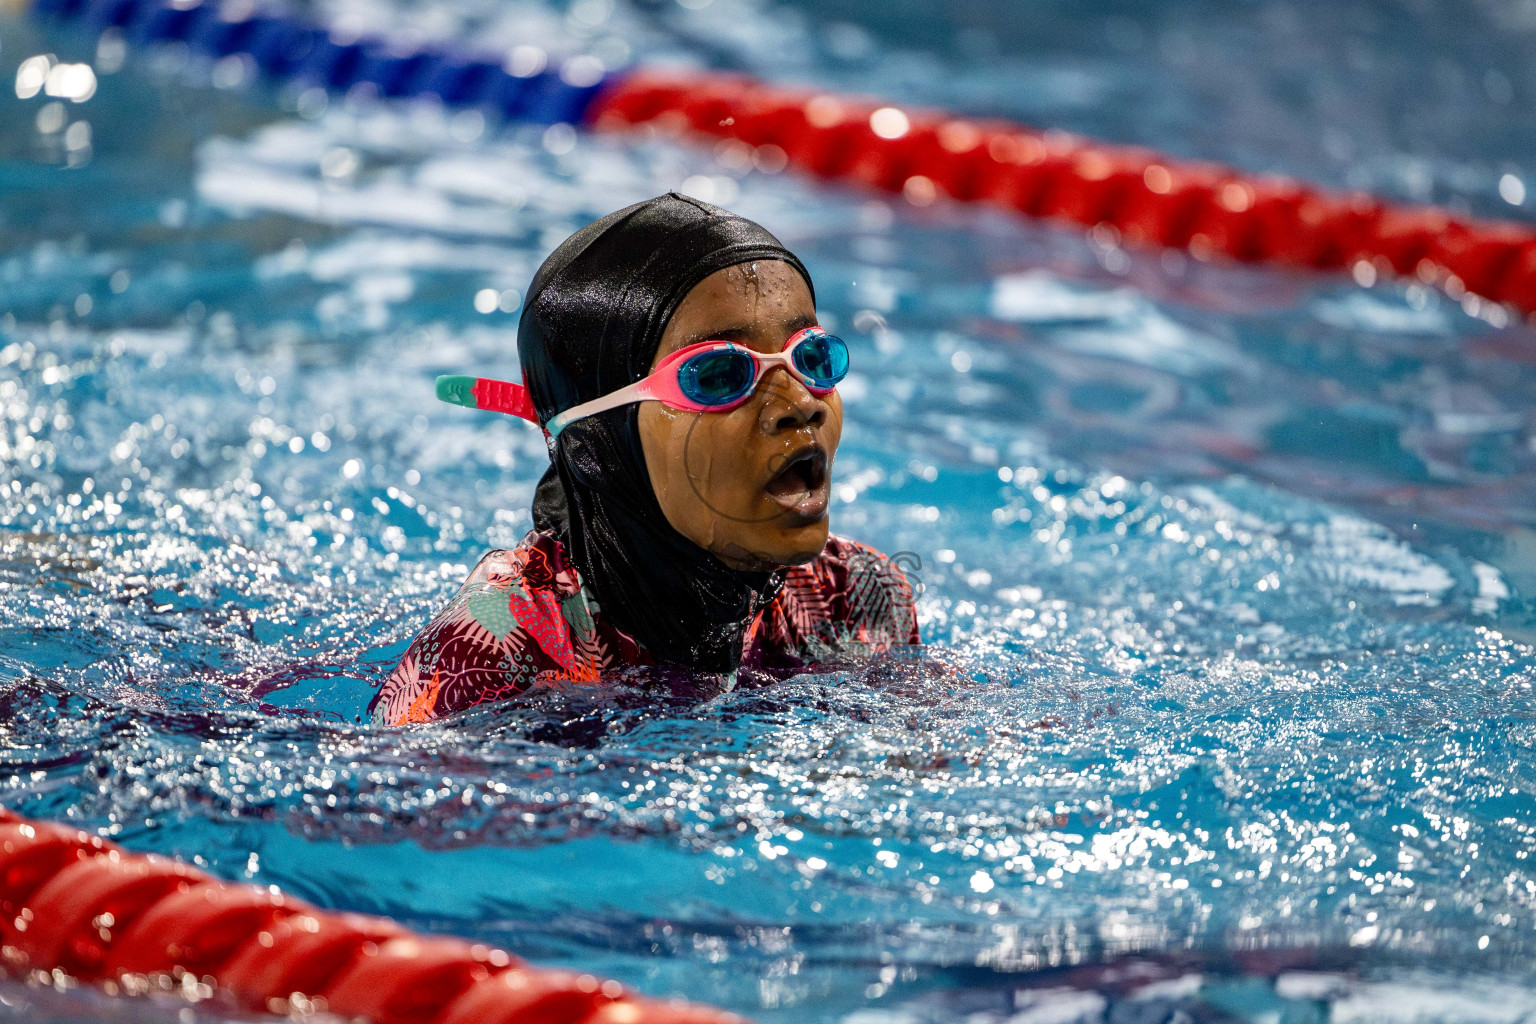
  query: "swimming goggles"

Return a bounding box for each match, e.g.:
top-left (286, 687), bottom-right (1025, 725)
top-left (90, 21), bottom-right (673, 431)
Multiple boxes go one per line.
top-left (436, 326), bottom-right (850, 440)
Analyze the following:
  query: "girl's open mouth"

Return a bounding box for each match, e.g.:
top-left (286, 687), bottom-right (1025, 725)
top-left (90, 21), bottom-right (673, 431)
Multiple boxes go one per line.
top-left (764, 445), bottom-right (830, 519)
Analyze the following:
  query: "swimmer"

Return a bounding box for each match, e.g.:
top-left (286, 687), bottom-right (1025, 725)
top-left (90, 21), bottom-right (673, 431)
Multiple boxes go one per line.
top-left (370, 194), bottom-right (919, 726)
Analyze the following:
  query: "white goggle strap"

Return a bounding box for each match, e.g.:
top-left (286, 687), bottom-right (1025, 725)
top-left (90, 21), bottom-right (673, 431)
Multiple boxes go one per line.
top-left (544, 378), bottom-right (657, 440)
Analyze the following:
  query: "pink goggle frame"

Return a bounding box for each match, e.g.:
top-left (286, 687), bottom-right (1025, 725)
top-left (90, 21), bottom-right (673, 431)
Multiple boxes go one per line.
top-left (436, 327), bottom-right (843, 441)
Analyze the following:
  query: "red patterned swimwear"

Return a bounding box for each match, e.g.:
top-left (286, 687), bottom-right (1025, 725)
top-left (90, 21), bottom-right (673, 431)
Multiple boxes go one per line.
top-left (370, 530), bottom-right (921, 725)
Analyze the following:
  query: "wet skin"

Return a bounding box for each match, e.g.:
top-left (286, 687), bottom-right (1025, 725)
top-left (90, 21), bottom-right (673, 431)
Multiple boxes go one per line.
top-left (638, 260), bottom-right (842, 572)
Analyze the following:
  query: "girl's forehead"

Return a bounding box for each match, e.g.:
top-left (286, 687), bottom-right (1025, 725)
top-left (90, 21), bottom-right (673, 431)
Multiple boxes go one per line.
top-left (672, 314), bottom-right (821, 356)
top-left (683, 261), bottom-right (810, 311)
top-left (657, 263), bottom-right (815, 356)
top-left (663, 313), bottom-right (823, 363)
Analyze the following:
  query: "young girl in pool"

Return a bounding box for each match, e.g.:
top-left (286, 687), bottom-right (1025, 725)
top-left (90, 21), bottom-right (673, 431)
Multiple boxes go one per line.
top-left (370, 194), bottom-right (919, 725)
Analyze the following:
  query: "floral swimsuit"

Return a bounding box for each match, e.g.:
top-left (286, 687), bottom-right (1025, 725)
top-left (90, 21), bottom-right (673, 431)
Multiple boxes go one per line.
top-left (370, 529), bottom-right (921, 725)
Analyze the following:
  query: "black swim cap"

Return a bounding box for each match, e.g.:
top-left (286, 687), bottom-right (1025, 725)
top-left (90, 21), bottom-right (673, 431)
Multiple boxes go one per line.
top-left (519, 193), bottom-right (815, 672)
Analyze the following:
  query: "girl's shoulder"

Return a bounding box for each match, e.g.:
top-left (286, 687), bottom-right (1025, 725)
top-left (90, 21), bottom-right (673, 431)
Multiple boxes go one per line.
top-left (788, 535), bottom-right (920, 602)
top-left (469, 529), bottom-right (582, 598)
top-left (747, 535), bottom-right (920, 668)
top-left (369, 529), bottom-right (632, 725)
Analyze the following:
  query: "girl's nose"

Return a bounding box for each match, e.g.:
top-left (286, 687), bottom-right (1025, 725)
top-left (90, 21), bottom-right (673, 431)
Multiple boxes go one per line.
top-left (757, 367), bottom-right (828, 433)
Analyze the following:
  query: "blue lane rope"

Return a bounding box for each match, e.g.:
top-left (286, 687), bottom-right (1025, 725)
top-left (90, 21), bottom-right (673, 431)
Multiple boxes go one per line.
top-left (29, 0), bottom-right (618, 124)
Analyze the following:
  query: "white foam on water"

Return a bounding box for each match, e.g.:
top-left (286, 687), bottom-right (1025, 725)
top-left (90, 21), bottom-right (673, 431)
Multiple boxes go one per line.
top-left (1313, 290), bottom-right (1455, 336)
top-left (1330, 979), bottom-right (1536, 1024)
top-left (1311, 514), bottom-right (1455, 606)
top-left (990, 272), bottom-right (1140, 324)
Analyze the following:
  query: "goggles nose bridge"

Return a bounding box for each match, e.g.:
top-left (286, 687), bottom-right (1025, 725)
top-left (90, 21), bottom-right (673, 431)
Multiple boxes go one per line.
top-left (758, 354), bottom-right (818, 403)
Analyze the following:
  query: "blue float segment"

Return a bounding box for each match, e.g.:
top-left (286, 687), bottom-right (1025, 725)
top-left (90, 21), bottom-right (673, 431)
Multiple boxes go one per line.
top-left (525, 73), bottom-right (613, 126)
top-left (356, 49), bottom-right (441, 98)
top-left (84, 0), bottom-right (143, 31)
top-left (243, 18), bottom-right (320, 77)
top-left (189, 12), bottom-right (260, 57)
top-left (32, 0), bottom-right (89, 20)
top-left (132, 2), bottom-right (212, 44)
top-left (490, 70), bottom-right (609, 125)
top-left (32, 0), bottom-right (628, 128)
top-left (490, 69), bottom-right (534, 119)
top-left (420, 58), bottom-right (501, 107)
top-left (292, 35), bottom-right (370, 90)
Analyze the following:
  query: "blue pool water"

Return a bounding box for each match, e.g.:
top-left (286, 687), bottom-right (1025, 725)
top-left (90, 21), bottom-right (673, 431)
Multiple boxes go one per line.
top-left (3, 0), bottom-right (1536, 1020)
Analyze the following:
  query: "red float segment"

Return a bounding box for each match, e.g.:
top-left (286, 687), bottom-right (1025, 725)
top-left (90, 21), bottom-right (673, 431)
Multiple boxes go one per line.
top-left (1429, 223), bottom-right (1532, 299)
top-left (588, 71), bottom-right (694, 131)
top-left (1278, 192), bottom-right (1381, 270)
top-left (0, 821), bottom-right (117, 945)
top-left (588, 72), bottom-right (1536, 316)
top-left (106, 880), bottom-right (301, 978)
top-left (435, 967), bottom-right (624, 1024)
top-left (218, 909), bottom-right (411, 1013)
top-left (888, 120), bottom-right (986, 200)
top-left (968, 133), bottom-right (1080, 218)
top-left (15, 854), bottom-right (207, 979)
top-left (322, 935), bottom-right (514, 1024)
top-left (1495, 245), bottom-right (1536, 308)
top-left (0, 811), bottom-right (753, 1024)
top-left (1368, 206), bottom-right (1450, 274)
top-left (1239, 180), bottom-right (1310, 262)
top-left (1112, 163), bottom-right (1227, 251)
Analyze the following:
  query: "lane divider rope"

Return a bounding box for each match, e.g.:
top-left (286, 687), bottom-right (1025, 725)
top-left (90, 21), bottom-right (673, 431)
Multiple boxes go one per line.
top-left (589, 72), bottom-right (1536, 321)
top-left (23, 0), bottom-right (1536, 319)
top-left (0, 808), bottom-right (743, 1024)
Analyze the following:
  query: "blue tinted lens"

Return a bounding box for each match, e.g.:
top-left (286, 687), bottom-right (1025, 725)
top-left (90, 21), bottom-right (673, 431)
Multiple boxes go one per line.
top-left (678, 348), bottom-right (756, 405)
top-left (792, 332), bottom-right (850, 388)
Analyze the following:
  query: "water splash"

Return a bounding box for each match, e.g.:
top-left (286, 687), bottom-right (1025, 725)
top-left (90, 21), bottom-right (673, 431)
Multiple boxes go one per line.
top-left (3, 0), bottom-right (1536, 1019)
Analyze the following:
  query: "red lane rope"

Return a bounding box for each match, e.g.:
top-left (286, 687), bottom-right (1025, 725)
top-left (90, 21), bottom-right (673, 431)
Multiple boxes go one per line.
top-left (589, 71), bottom-right (1536, 320)
top-left (0, 808), bottom-right (744, 1024)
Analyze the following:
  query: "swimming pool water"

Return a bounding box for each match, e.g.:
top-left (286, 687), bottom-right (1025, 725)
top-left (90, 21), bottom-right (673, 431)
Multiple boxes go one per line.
top-left (3, 0), bottom-right (1536, 1020)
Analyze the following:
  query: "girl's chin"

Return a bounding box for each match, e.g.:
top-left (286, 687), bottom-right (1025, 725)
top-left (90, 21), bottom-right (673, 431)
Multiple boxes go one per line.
top-left (712, 520), bottom-right (830, 572)
top-left (751, 521), bottom-right (832, 568)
